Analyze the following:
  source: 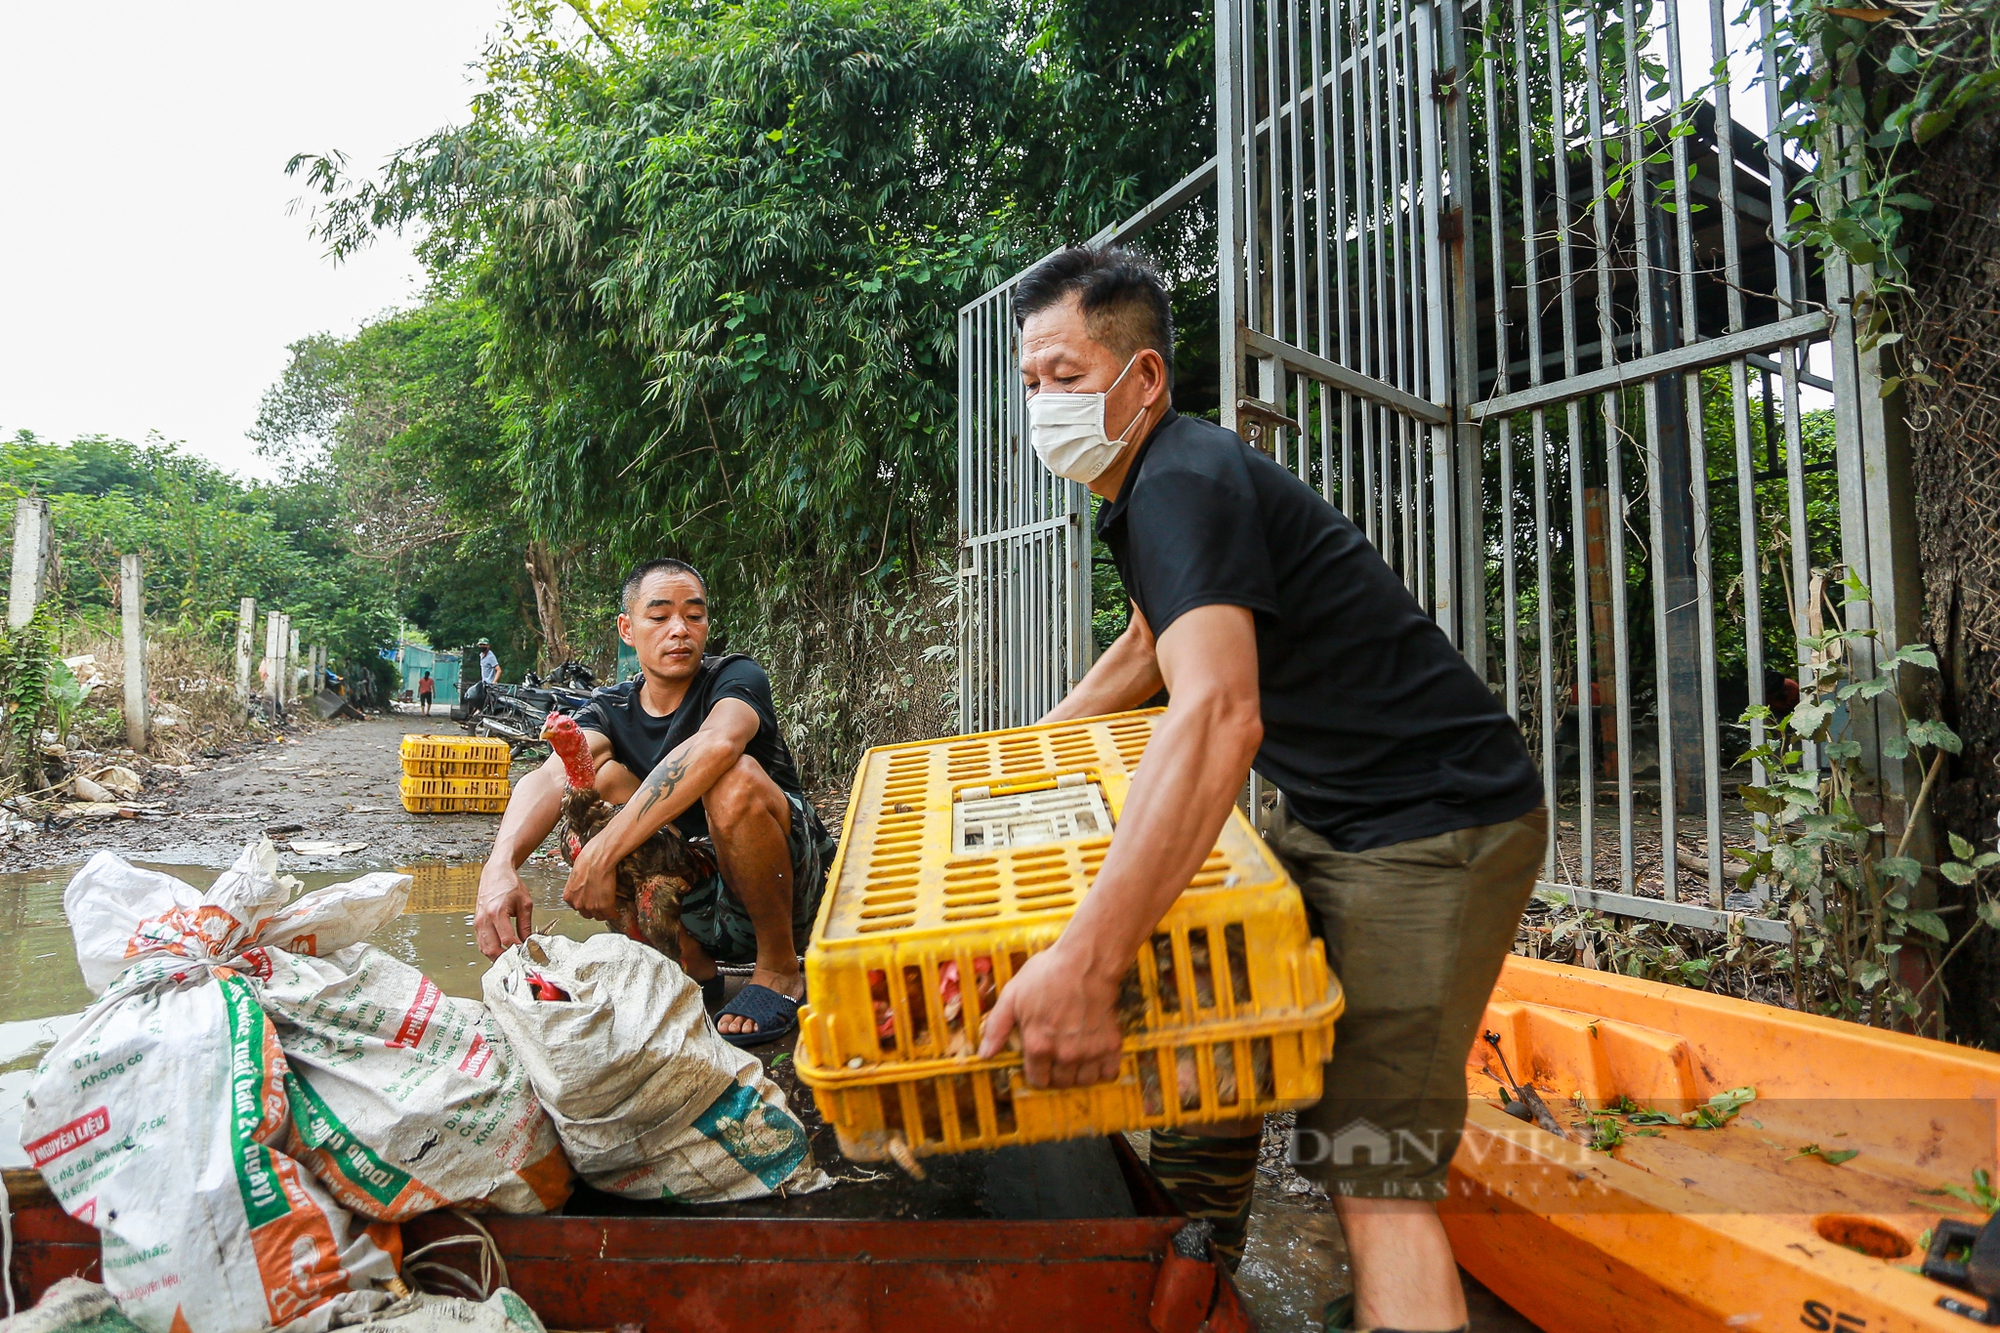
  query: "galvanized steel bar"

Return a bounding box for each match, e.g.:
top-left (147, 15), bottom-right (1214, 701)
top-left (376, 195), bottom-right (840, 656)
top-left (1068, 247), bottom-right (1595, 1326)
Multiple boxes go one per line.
top-left (1661, 0), bottom-right (1725, 896)
top-left (1583, 0), bottom-right (1638, 894)
top-left (1471, 312), bottom-right (1832, 417)
top-left (1547, 0), bottom-right (1596, 890)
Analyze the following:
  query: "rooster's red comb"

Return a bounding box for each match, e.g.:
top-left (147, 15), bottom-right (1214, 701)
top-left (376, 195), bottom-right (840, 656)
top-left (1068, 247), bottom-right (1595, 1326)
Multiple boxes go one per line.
top-left (542, 710), bottom-right (597, 789)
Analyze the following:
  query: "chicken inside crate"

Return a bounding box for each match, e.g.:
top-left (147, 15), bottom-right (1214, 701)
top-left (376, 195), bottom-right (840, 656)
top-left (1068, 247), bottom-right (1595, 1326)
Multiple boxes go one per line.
top-left (795, 709), bottom-right (1345, 1163)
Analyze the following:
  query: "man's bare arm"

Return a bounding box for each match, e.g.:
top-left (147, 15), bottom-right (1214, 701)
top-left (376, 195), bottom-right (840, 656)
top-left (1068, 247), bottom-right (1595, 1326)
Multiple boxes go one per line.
top-left (1041, 604), bottom-right (1165, 724)
top-left (474, 730), bottom-right (613, 957)
top-left (980, 604), bottom-right (1262, 1086)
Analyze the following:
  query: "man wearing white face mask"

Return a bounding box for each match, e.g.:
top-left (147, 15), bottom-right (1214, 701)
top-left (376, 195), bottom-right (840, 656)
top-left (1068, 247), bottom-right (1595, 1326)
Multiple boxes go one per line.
top-left (976, 245), bottom-right (1544, 1333)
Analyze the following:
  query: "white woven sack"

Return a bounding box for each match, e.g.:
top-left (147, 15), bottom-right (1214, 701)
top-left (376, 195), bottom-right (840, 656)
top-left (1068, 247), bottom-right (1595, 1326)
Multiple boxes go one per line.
top-left (255, 944), bottom-right (572, 1220)
top-left (484, 933), bottom-right (829, 1202)
top-left (19, 843), bottom-right (410, 1333)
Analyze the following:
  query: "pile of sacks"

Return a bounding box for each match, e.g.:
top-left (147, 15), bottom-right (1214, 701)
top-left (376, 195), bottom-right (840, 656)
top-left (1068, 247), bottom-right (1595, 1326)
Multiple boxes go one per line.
top-left (19, 840), bottom-right (828, 1333)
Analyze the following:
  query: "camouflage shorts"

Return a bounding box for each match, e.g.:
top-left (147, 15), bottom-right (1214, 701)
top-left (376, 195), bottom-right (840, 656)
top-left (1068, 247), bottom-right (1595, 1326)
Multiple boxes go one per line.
top-left (678, 790), bottom-right (835, 965)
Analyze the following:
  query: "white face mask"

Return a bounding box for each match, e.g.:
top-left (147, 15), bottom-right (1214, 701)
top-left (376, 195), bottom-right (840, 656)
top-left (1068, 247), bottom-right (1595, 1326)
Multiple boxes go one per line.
top-left (1027, 353), bottom-right (1149, 484)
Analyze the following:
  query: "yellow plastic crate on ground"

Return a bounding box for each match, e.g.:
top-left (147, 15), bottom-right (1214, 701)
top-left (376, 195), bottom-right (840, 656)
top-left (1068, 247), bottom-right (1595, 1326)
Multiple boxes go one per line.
top-left (795, 709), bottom-right (1343, 1162)
top-left (399, 733), bottom-right (512, 779)
top-left (399, 774), bottom-right (511, 814)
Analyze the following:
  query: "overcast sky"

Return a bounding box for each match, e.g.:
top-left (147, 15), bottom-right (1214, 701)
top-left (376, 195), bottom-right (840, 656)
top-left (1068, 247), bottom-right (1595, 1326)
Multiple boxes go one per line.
top-left (0, 1), bottom-right (505, 480)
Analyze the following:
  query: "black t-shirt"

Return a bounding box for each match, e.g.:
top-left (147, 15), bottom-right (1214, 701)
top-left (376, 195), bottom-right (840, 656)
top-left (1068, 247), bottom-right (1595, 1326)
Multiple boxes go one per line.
top-left (571, 654), bottom-right (805, 841)
top-left (1098, 411), bottom-right (1542, 852)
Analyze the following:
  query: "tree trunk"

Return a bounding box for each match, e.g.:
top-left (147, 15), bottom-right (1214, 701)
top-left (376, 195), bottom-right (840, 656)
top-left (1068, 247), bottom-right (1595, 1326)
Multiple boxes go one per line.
top-left (524, 540), bottom-right (572, 668)
top-left (1902, 114), bottom-right (2000, 1049)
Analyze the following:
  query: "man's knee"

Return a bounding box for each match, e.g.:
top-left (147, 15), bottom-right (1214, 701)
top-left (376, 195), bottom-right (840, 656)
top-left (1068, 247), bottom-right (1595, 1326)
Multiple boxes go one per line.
top-left (705, 754), bottom-right (786, 833)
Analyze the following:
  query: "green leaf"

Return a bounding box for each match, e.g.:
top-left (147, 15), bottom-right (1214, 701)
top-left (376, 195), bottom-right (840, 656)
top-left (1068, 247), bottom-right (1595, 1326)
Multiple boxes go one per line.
top-left (1906, 910), bottom-right (1950, 941)
top-left (1789, 701), bottom-right (1833, 737)
top-left (1878, 855), bottom-right (1923, 886)
top-left (1908, 718), bottom-right (1964, 754)
top-left (1949, 832), bottom-right (1976, 861)
top-left (1885, 44), bottom-right (1923, 73)
top-left (1793, 1144), bottom-right (1862, 1165)
top-left (1915, 109), bottom-right (1956, 143)
top-left (1681, 1086), bottom-right (1757, 1129)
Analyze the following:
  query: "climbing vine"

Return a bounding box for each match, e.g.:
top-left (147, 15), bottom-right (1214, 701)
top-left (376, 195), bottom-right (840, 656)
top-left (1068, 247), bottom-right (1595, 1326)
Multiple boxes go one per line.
top-left (0, 606), bottom-right (57, 790)
top-left (1734, 571), bottom-right (2000, 1030)
top-left (1760, 0), bottom-right (2000, 336)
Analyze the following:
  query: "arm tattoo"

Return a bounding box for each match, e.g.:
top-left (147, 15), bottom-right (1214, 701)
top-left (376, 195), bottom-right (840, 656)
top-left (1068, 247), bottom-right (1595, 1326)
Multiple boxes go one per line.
top-left (631, 751), bottom-right (693, 822)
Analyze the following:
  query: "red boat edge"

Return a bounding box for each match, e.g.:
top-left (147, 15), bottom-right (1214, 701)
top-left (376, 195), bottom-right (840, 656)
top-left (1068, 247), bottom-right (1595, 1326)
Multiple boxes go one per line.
top-left (3, 1136), bottom-right (1254, 1333)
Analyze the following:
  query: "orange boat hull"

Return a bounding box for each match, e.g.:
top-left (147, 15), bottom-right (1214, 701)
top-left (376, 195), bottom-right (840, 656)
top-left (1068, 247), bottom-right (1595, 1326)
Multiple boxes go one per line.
top-left (1441, 955), bottom-right (2000, 1332)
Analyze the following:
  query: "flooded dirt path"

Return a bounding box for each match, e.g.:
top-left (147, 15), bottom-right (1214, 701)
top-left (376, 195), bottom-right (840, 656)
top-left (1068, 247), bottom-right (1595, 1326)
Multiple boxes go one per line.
top-left (1, 713), bottom-right (543, 875)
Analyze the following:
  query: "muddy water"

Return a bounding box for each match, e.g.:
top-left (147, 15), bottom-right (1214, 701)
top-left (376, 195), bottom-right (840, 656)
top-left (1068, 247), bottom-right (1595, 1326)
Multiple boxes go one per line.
top-left (1238, 1184), bottom-right (1350, 1328)
top-left (0, 857), bottom-right (586, 1168)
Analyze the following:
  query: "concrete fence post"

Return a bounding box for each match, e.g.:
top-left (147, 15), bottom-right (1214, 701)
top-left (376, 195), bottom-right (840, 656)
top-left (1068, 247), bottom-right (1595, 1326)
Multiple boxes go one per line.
top-left (9, 497), bottom-right (51, 631)
top-left (287, 626), bottom-right (301, 704)
top-left (235, 598), bottom-right (256, 706)
top-left (120, 554), bottom-right (148, 753)
top-left (275, 615), bottom-right (291, 709)
top-left (263, 612), bottom-right (281, 711)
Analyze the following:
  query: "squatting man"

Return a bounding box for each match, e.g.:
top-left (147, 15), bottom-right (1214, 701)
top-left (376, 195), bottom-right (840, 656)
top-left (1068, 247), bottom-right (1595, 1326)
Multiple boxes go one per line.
top-left (473, 559), bottom-right (831, 1046)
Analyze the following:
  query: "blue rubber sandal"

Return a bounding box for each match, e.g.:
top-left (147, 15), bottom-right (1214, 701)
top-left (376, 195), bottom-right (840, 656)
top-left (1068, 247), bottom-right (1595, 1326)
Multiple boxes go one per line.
top-left (716, 983), bottom-right (802, 1047)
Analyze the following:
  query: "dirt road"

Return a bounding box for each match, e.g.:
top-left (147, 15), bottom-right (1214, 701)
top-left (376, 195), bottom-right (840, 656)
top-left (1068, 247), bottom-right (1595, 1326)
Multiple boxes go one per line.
top-left (0, 712), bottom-right (541, 873)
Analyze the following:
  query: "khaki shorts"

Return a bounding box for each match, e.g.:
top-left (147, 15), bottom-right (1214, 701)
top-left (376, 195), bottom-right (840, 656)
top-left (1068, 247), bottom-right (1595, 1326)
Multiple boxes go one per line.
top-left (1272, 807), bottom-right (1547, 1199)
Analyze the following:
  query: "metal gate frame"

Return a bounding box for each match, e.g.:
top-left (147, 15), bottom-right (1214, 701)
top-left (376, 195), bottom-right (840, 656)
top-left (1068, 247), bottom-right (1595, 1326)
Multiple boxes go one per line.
top-left (959, 0), bottom-right (1919, 941)
top-left (956, 165), bottom-right (1216, 734)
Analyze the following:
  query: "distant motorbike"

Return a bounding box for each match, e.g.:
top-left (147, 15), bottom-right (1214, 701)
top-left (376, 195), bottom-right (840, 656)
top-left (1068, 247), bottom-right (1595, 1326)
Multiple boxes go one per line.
top-left (452, 660), bottom-right (599, 757)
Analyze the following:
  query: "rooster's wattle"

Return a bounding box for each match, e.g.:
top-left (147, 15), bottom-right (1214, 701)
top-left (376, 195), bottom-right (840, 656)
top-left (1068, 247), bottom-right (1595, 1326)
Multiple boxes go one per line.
top-left (542, 711), bottom-right (716, 959)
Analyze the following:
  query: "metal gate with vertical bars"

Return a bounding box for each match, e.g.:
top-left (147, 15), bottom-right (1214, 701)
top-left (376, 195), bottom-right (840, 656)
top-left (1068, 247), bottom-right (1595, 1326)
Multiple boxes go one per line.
top-left (959, 0), bottom-right (1917, 940)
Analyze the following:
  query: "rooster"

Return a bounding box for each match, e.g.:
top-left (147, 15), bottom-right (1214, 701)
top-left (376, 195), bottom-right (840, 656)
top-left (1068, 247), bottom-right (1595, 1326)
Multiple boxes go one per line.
top-left (541, 711), bottom-right (717, 959)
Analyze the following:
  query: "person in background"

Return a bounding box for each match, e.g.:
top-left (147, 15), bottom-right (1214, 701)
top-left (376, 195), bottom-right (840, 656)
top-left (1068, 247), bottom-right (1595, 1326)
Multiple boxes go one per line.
top-left (418, 669), bottom-right (435, 715)
top-left (976, 244), bottom-right (1544, 1332)
top-left (479, 638), bottom-right (501, 685)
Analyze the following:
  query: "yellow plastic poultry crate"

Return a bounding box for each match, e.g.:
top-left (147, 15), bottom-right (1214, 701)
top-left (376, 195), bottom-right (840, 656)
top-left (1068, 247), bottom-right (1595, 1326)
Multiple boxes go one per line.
top-left (795, 709), bottom-right (1344, 1162)
top-left (399, 734), bottom-right (512, 779)
top-left (398, 774), bottom-right (512, 814)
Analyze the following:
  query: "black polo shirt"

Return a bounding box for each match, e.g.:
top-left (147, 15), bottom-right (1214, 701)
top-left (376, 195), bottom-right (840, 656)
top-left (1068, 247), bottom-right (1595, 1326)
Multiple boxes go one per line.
top-left (572, 654), bottom-right (805, 841)
top-left (1097, 411), bottom-right (1541, 852)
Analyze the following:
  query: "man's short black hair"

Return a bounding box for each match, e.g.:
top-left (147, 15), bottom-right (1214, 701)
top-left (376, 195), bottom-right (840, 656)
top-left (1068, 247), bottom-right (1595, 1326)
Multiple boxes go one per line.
top-left (1014, 244), bottom-right (1175, 385)
top-left (622, 558), bottom-right (707, 613)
